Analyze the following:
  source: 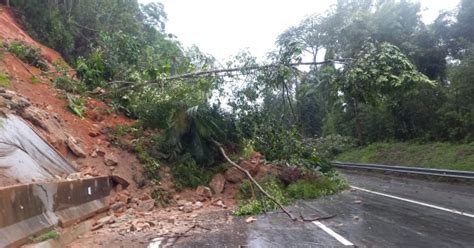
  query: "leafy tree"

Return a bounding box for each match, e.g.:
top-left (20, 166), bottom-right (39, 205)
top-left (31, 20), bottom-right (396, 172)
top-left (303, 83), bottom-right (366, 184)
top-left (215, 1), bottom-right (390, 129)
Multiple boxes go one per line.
top-left (339, 42), bottom-right (435, 142)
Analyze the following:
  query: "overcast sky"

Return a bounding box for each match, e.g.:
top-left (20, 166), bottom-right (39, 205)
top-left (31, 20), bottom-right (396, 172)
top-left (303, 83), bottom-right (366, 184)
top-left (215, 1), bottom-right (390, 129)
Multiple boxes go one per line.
top-left (139, 0), bottom-right (459, 62)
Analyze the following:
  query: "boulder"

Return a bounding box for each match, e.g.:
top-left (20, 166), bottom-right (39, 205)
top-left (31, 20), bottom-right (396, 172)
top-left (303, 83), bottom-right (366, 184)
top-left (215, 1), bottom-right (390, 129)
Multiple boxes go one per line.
top-left (209, 173), bottom-right (226, 194)
top-left (66, 172), bottom-right (81, 181)
top-left (196, 186), bottom-right (212, 199)
top-left (104, 153), bottom-right (119, 166)
top-left (193, 201), bottom-right (203, 210)
top-left (65, 136), bottom-right (87, 158)
top-left (183, 202), bottom-right (193, 213)
top-left (241, 161), bottom-right (259, 176)
top-left (110, 202), bottom-right (126, 212)
top-left (177, 200), bottom-right (188, 207)
top-left (136, 199), bottom-right (155, 212)
top-left (20, 106), bottom-right (55, 133)
top-left (10, 96), bottom-right (31, 110)
top-left (224, 167), bottom-right (245, 183)
top-left (139, 193), bottom-right (152, 201)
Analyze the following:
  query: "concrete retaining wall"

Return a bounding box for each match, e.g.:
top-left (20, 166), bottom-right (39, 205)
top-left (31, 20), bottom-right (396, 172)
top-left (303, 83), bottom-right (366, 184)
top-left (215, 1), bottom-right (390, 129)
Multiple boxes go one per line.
top-left (0, 176), bottom-right (122, 247)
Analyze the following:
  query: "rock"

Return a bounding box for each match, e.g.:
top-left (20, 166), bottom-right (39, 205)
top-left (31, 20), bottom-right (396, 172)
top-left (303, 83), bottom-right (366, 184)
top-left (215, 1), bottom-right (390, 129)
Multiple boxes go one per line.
top-left (245, 217), bottom-right (257, 223)
top-left (139, 193), bottom-right (152, 201)
top-left (92, 87), bottom-right (106, 95)
top-left (193, 201), bottom-right (203, 210)
top-left (115, 191), bottom-right (130, 204)
top-left (241, 161), bottom-right (259, 176)
top-left (89, 131), bottom-right (100, 137)
top-left (90, 150), bottom-right (98, 158)
top-left (177, 200), bottom-right (188, 207)
top-left (96, 216), bottom-right (115, 226)
top-left (110, 202), bottom-right (126, 212)
top-left (224, 167), bottom-right (245, 183)
top-left (96, 148), bottom-right (106, 157)
top-left (196, 186), bottom-right (212, 199)
top-left (183, 202), bottom-right (193, 213)
top-left (65, 136), bottom-right (87, 158)
top-left (104, 153), bottom-right (119, 166)
top-left (66, 172), bottom-right (81, 181)
top-left (10, 96), bottom-right (31, 109)
top-left (209, 173), bottom-right (226, 194)
top-left (212, 199), bottom-right (227, 209)
top-left (20, 106), bottom-right (61, 133)
top-left (136, 199), bottom-right (155, 212)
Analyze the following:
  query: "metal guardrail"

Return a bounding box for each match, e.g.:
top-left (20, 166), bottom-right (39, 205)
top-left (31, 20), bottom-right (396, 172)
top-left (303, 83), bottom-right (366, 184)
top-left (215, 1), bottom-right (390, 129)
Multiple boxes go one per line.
top-left (332, 162), bottom-right (474, 180)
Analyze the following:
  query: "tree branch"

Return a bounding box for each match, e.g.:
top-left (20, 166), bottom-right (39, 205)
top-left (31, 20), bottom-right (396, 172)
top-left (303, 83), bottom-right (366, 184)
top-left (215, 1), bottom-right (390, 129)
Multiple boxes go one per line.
top-left (212, 139), bottom-right (298, 221)
top-left (159, 59), bottom-right (352, 82)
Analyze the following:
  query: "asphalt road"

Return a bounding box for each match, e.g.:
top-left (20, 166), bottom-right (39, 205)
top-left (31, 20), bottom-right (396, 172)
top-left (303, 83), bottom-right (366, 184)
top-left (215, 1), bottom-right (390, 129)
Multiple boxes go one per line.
top-left (173, 170), bottom-right (474, 248)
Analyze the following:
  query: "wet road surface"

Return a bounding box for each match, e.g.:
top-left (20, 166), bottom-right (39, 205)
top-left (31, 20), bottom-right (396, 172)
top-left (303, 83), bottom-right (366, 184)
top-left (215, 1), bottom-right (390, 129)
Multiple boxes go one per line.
top-left (174, 170), bottom-right (474, 247)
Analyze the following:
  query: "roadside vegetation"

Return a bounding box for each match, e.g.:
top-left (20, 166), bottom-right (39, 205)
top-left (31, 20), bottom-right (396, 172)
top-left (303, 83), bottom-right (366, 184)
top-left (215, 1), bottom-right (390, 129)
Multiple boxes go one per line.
top-left (236, 173), bottom-right (348, 216)
top-left (6, 0), bottom-right (474, 213)
top-left (336, 142), bottom-right (474, 171)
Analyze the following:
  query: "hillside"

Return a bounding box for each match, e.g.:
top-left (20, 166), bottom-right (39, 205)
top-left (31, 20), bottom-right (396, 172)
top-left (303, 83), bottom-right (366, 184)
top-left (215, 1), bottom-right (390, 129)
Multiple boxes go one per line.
top-left (0, 7), bottom-right (145, 188)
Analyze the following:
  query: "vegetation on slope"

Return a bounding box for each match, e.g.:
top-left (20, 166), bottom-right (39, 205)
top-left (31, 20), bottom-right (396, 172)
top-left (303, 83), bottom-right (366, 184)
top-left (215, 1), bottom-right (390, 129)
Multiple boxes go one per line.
top-left (336, 142), bottom-right (474, 171)
top-left (5, 0), bottom-right (474, 200)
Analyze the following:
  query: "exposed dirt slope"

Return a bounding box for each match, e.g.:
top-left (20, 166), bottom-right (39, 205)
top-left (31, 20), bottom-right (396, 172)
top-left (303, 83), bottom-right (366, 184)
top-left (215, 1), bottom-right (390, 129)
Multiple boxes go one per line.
top-left (0, 7), bottom-right (145, 189)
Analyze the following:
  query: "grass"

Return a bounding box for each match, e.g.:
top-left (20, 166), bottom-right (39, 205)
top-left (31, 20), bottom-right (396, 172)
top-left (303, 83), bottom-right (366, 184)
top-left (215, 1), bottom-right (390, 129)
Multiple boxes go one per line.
top-left (335, 142), bottom-right (474, 171)
top-left (30, 230), bottom-right (59, 243)
top-left (0, 72), bottom-right (10, 87)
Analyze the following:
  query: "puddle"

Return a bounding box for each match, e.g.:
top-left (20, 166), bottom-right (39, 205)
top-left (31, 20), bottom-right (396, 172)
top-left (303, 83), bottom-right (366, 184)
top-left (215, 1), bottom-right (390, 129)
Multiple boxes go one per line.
top-left (0, 114), bottom-right (77, 184)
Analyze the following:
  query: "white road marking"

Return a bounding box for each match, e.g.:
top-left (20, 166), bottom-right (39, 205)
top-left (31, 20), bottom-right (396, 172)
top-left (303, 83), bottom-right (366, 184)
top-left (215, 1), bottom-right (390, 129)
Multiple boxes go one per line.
top-left (351, 186), bottom-right (474, 218)
top-left (313, 221), bottom-right (354, 246)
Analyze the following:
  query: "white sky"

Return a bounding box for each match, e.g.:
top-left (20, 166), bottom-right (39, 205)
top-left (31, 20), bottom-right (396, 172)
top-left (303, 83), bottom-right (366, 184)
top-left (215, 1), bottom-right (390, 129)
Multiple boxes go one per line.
top-left (140, 0), bottom-right (459, 62)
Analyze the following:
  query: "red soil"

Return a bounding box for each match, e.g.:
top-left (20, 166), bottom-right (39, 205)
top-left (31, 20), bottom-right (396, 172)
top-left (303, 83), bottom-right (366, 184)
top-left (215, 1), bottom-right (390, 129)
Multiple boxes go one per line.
top-left (0, 7), bottom-right (145, 189)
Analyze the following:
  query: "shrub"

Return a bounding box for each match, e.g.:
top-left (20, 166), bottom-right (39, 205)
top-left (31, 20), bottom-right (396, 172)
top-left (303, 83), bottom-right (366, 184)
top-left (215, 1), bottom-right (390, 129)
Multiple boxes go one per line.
top-left (171, 155), bottom-right (209, 191)
top-left (235, 177), bottom-right (292, 216)
top-left (134, 140), bottom-right (161, 181)
top-left (150, 188), bottom-right (172, 207)
top-left (5, 41), bottom-right (48, 71)
top-left (66, 94), bottom-right (86, 118)
top-left (54, 76), bottom-right (86, 93)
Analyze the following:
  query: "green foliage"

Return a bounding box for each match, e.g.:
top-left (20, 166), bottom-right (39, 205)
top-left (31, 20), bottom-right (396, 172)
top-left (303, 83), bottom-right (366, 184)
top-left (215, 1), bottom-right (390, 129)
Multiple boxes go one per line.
top-left (0, 72), bottom-right (10, 87)
top-left (66, 94), bottom-right (86, 118)
top-left (342, 42), bottom-right (434, 107)
top-left (5, 41), bottom-right (48, 71)
top-left (171, 154), bottom-right (226, 191)
top-left (336, 142), bottom-right (474, 171)
top-left (30, 230), bottom-right (59, 243)
top-left (30, 76), bottom-right (40, 84)
top-left (287, 177), bottom-right (349, 199)
top-left (305, 135), bottom-right (356, 160)
top-left (235, 174), bottom-right (347, 216)
top-left (134, 140), bottom-right (161, 181)
top-left (54, 76), bottom-right (86, 93)
top-left (235, 177), bottom-right (292, 216)
top-left (150, 188), bottom-right (172, 207)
